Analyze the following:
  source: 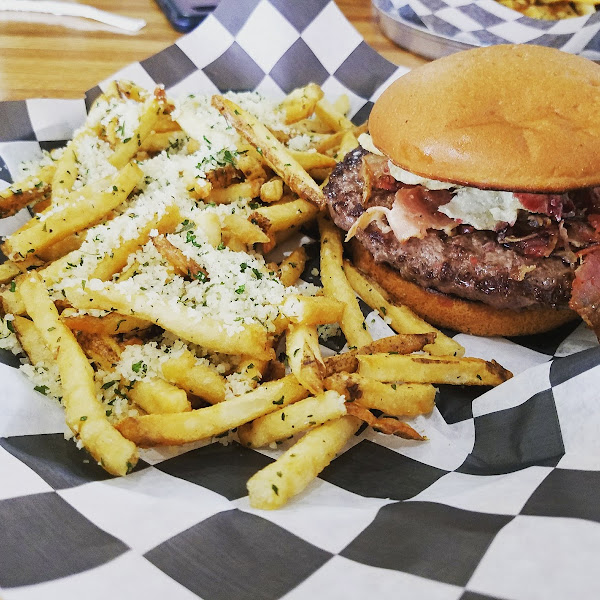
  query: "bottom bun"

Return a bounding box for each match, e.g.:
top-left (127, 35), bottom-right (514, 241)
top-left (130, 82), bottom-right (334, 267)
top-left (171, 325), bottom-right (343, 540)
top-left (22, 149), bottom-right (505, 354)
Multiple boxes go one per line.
top-left (351, 240), bottom-right (579, 337)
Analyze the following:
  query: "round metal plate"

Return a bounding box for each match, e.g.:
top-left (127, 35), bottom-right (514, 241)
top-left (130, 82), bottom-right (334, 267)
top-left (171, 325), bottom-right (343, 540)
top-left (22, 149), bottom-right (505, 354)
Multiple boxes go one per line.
top-left (372, 0), bottom-right (477, 60)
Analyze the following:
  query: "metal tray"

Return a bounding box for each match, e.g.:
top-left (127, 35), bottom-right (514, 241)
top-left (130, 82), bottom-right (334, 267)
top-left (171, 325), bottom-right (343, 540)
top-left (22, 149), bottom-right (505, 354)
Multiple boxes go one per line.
top-left (372, 0), bottom-right (477, 60)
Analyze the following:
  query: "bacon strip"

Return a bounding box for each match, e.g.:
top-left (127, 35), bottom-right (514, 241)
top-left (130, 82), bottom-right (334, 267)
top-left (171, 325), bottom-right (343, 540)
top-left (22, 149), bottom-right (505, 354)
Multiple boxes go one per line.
top-left (515, 192), bottom-right (573, 221)
top-left (383, 187), bottom-right (455, 243)
top-left (570, 246), bottom-right (600, 339)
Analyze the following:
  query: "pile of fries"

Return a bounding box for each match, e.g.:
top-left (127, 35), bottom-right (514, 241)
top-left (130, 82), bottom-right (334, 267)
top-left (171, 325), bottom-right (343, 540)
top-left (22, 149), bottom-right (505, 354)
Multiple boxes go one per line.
top-left (495, 0), bottom-right (597, 19)
top-left (0, 81), bottom-right (512, 509)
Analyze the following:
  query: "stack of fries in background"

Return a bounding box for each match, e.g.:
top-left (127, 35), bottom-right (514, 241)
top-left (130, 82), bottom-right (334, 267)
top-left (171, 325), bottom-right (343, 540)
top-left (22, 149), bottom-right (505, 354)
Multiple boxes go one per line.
top-left (0, 81), bottom-right (512, 509)
top-left (495, 0), bottom-right (597, 19)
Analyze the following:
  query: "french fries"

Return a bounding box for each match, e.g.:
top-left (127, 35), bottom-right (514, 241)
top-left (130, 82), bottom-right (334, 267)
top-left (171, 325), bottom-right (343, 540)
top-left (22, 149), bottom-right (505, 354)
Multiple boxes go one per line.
top-left (212, 95), bottom-right (326, 209)
top-left (325, 372), bottom-right (436, 417)
top-left (286, 323), bottom-right (325, 394)
top-left (116, 375), bottom-right (308, 446)
top-left (247, 416), bottom-right (361, 510)
top-left (357, 353), bottom-right (513, 386)
top-left (238, 390), bottom-right (347, 448)
top-left (130, 378), bottom-right (191, 414)
top-left (0, 80), bottom-right (516, 510)
top-left (65, 283), bottom-right (274, 360)
top-left (19, 272), bottom-right (138, 476)
top-left (319, 215), bottom-right (372, 348)
top-left (2, 163), bottom-right (142, 260)
top-left (161, 349), bottom-right (226, 404)
top-left (343, 258), bottom-right (465, 357)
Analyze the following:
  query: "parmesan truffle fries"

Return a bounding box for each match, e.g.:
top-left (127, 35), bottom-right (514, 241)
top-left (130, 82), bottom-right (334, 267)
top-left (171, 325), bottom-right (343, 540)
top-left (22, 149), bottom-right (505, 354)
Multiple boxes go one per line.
top-left (0, 80), bottom-right (510, 509)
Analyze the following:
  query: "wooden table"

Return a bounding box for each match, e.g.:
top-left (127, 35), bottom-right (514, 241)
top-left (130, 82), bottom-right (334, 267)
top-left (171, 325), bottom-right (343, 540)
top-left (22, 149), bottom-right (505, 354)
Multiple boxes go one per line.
top-left (0, 0), bottom-right (428, 101)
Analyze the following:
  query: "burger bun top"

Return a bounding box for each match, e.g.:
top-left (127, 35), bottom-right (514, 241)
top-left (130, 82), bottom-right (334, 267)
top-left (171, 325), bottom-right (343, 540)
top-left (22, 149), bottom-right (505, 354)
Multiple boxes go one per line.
top-left (369, 44), bottom-right (600, 192)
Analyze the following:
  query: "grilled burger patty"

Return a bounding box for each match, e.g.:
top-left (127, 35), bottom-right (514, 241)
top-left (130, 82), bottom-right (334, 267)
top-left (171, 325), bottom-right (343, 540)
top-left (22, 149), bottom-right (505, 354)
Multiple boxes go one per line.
top-left (324, 147), bottom-right (574, 312)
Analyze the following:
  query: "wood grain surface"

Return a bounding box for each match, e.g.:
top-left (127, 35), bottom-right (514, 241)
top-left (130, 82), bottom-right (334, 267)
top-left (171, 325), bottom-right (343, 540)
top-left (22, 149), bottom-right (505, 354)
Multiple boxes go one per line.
top-left (0, 0), bottom-right (428, 100)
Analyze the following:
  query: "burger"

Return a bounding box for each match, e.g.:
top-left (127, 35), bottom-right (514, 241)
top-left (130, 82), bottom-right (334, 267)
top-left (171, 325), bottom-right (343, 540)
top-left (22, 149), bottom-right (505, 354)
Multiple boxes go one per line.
top-left (324, 44), bottom-right (600, 338)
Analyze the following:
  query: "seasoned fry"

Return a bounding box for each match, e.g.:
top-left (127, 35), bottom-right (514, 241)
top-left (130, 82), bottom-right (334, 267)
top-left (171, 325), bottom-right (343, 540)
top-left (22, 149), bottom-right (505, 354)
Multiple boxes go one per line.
top-left (333, 94), bottom-right (351, 116)
top-left (130, 378), bottom-right (191, 414)
top-left (208, 179), bottom-right (262, 205)
top-left (280, 83), bottom-right (324, 124)
top-left (343, 259), bottom-right (465, 357)
top-left (279, 247), bottom-right (306, 287)
top-left (289, 150), bottom-right (337, 171)
top-left (260, 177), bottom-right (284, 203)
top-left (0, 281), bottom-right (26, 315)
top-left (222, 214), bottom-right (270, 245)
top-left (197, 212), bottom-right (222, 248)
top-left (282, 294), bottom-right (345, 325)
top-left (116, 374), bottom-right (308, 446)
top-left (319, 215), bottom-right (372, 348)
top-left (234, 357), bottom-right (268, 392)
top-left (357, 353), bottom-right (513, 386)
top-left (65, 283), bottom-right (274, 360)
top-left (247, 415), bottom-right (361, 510)
top-left (0, 261), bottom-right (29, 284)
top-left (3, 163), bottom-right (142, 260)
top-left (61, 310), bottom-right (151, 335)
top-left (314, 98), bottom-right (354, 132)
top-left (335, 131), bottom-right (359, 161)
top-left (19, 272), bottom-right (137, 476)
top-left (236, 143), bottom-right (267, 181)
top-left (91, 206), bottom-right (181, 281)
top-left (345, 402), bottom-right (424, 440)
top-left (286, 323), bottom-right (325, 394)
top-left (108, 98), bottom-right (162, 168)
top-left (0, 164), bottom-right (54, 218)
top-left (252, 197), bottom-right (319, 233)
top-left (51, 146), bottom-right (79, 199)
top-left (238, 390), bottom-right (347, 448)
top-left (161, 349), bottom-right (226, 405)
top-left (35, 231), bottom-right (87, 262)
top-left (11, 315), bottom-right (53, 365)
top-left (323, 333), bottom-right (436, 376)
top-left (77, 332), bottom-right (123, 372)
top-left (212, 95), bottom-right (326, 208)
top-left (325, 372), bottom-right (436, 417)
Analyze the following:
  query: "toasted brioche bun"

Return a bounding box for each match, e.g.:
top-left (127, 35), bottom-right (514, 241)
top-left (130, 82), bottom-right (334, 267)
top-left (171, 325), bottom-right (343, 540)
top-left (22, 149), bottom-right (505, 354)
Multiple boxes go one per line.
top-left (351, 240), bottom-right (579, 337)
top-left (369, 44), bottom-right (600, 192)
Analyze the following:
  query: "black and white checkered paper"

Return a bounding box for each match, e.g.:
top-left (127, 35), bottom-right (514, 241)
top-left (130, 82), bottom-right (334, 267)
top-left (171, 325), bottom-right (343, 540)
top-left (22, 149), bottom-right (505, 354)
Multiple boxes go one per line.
top-left (377, 0), bottom-right (600, 60)
top-left (1, 1), bottom-right (600, 598)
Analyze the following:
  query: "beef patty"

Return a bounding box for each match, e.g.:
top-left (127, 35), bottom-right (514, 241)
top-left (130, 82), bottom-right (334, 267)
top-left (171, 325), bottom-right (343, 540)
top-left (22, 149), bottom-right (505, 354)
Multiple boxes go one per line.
top-left (324, 147), bottom-right (574, 311)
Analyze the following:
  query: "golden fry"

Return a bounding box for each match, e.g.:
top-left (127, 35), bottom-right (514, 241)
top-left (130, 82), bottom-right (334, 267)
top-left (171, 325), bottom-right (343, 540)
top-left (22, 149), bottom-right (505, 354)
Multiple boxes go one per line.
top-left (161, 349), bottom-right (226, 404)
top-left (286, 323), bottom-right (325, 395)
top-left (238, 390), bottom-right (347, 448)
top-left (345, 402), bottom-right (424, 440)
top-left (325, 372), bottom-right (436, 417)
top-left (279, 247), bottom-right (306, 287)
top-left (20, 272), bottom-right (137, 476)
top-left (343, 259), bottom-right (465, 357)
top-left (212, 95), bottom-right (326, 209)
top-left (65, 283), bottom-right (274, 360)
top-left (319, 216), bottom-right (371, 348)
top-left (3, 163), bottom-right (142, 260)
top-left (116, 374), bottom-right (308, 446)
top-left (246, 415), bottom-right (360, 509)
top-left (357, 353), bottom-right (513, 386)
top-left (130, 378), bottom-right (191, 414)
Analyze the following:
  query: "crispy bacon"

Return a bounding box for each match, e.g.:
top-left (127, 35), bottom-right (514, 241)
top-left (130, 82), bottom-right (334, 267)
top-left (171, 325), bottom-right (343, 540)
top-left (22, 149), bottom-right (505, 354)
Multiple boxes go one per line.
top-left (570, 246), bottom-right (600, 339)
top-left (384, 186), bottom-right (455, 243)
top-left (515, 192), bottom-right (574, 221)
